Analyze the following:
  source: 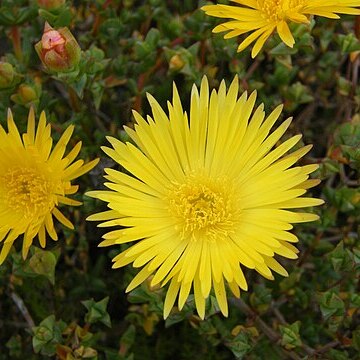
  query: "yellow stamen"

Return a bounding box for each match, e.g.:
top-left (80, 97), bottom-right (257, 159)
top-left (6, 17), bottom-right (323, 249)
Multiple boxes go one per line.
top-left (167, 173), bottom-right (240, 240)
top-left (258, 0), bottom-right (305, 21)
top-left (1, 167), bottom-right (57, 219)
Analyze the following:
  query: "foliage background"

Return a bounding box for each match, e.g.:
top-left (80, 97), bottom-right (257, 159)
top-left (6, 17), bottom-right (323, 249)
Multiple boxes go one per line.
top-left (0, 0), bottom-right (360, 359)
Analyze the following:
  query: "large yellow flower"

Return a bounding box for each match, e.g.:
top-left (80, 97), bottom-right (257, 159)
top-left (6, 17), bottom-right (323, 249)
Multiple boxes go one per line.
top-left (0, 108), bottom-right (99, 264)
top-left (202, 1), bottom-right (360, 57)
top-left (87, 77), bottom-right (323, 319)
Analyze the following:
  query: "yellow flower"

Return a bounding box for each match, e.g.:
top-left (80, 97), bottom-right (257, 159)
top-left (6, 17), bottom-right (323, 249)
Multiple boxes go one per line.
top-left (87, 77), bottom-right (323, 319)
top-left (202, 0), bottom-right (360, 57)
top-left (0, 108), bottom-right (99, 264)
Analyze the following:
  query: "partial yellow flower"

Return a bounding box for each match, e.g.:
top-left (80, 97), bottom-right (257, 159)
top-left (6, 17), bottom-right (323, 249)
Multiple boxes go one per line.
top-left (0, 108), bottom-right (99, 264)
top-left (202, 0), bottom-right (360, 57)
top-left (87, 77), bottom-right (323, 319)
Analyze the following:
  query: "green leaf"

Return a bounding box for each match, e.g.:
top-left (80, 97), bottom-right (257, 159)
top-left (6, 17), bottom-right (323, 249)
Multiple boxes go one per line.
top-left (279, 321), bottom-right (302, 350)
top-left (337, 33), bottom-right (360, 53)
top-left (249, 285), bottom-right (272, 314)
top-left (119, 325), bottom-right (136, 356)
top-left (328, 241), bottom-right (354, 272)
top-left (100, 18), bottom-right (124, 39)
top-left (6, 335), bottom-right (22, 358)
top-left (337, 76), bottom-right (352, 96)
top-left (287, 81), bottom-right (314, 104)
top-left (225, 331), bottom-right (252, 359)
top-left (32, 315), bottom-right (66, 356)
top-left (82, 297), bottom-right (111, 327)
top-left (145, 28), bottom-right (160, 48)
top-left (352, 329), bottom-right (360, 351)
top-left (0, 6), bottom-right (37, 25)
top-left (71, 73), bottom-right (88, 99)
top-left (28, 249), bottom-right (57, 285)
top-left (327, 349), bottom-right (350, 360)
top-left (54, 8), bottom-right (72, 27)
top-left (324, 186), bottom-right (360, 213)
top-left (91, 81), bottom-right (105, 110)
top-left (280, 269), bottom-right (302, 292)
top-left (319, 291), bottom-right (345, 321)
top-left (127, 287), bottom-right (156, 304)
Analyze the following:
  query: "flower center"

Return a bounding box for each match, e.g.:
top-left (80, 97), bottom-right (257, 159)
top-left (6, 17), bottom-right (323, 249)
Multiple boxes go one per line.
top-left (257, 0), bottom-right (305, 21)
top-left (167, 173), bottom-right (240, 241)
top-left (1, 167), bottom-right (57, 219)
top-left (42, 29), bottom-right (66, 50)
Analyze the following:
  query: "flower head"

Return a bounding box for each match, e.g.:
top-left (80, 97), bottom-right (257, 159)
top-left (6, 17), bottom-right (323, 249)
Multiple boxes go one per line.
top-left (0, 108), bottom-right (99, 264)
top-left (35, 22), bottom-right (81, 73)
top-left (87, 77), bottom-right (323, 319)
top-left (202, 1), bottom-right (360, 57)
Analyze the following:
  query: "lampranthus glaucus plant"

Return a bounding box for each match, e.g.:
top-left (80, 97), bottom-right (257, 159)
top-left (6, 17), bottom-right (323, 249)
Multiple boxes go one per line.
top-left (87, 76), bottom-right (323, 319)
top-left (202, 0), bottom-right (360, 57)
top-left (0, 108), bottom-right (99, 265)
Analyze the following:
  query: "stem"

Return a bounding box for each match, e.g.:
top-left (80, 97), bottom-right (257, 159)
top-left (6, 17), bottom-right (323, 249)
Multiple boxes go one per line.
top-left (133, 55), bottom-right (163, 113)
top-left (9, 26), bottom-right (23, 61)
top-left (68, 85), bottom-right (81, 112)
top-left (317, 341), bottom-right (341, 354)
top-left (355, 15), bottom-right (360, 39)
top-left (10, 292), bottom-right (35, 329)
top-left (230, 298), bottom-right (302, 360)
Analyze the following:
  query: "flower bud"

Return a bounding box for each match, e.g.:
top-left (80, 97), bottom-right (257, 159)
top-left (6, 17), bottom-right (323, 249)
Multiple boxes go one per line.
top-left (11, 82), bottom-right (41, 106)
top-left (36, 0), bottom-right (66, 10)
top-left (35, 22), bottom-right (81, 73)
top-left (0, 62), bottom-right (15, 89)
top-left (169, 54), bottom-right (185, 71)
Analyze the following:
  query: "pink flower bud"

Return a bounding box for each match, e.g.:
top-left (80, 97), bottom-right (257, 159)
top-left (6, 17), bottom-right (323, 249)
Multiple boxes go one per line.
top-left (37, 0), bottom-right (66, 10)
top-left (35, 22), bottom-right (81, 73)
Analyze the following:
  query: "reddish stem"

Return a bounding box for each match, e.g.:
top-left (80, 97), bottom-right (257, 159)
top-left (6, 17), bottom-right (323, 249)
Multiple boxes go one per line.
top-left (9, 26), bottom-right (23, 60)
top-left (355, 16), bottom-right (360, 39)
top-left (133, 56), bottom-right (164, 113)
